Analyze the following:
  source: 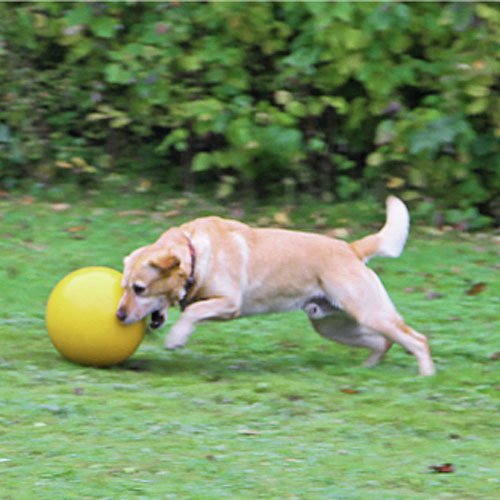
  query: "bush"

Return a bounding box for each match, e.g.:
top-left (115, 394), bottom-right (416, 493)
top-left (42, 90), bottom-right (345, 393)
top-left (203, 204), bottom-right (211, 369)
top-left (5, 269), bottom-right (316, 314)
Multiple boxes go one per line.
top-left (0, 2), bottom-right (498, 224)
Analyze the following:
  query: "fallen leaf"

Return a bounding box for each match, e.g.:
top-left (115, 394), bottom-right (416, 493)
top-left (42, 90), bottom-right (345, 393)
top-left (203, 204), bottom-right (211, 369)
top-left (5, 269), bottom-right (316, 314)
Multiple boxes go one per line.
top-left (465, 282), bottom-right (487, 296)
top-left (21, 195), bottom-right (35, 205)
top-left (489, 352), bottom-right (500, 361)
top-left (237, 429), bottom-right (262, 436)
top-left (67, 225), bottom-right (87, 233)
top-left (273, 211), bottom-right (292, 226)
top-left (341, 388), bottom-right (360, 395)
top-left (429, 463), bottom-right (455, 473)
top-left (425, 291), bottom-right (444, 300)
top-left (51, 203), bottom-right (71, 211)
top-left (164, 209), bottom-right (181, 218)
top-left (117, 210), bottom-right (148, 217)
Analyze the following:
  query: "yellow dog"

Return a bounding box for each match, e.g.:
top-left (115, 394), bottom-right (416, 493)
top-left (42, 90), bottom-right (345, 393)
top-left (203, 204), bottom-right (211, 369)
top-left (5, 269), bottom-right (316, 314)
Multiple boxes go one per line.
top-left (117, 197), bottom-right (435, 376)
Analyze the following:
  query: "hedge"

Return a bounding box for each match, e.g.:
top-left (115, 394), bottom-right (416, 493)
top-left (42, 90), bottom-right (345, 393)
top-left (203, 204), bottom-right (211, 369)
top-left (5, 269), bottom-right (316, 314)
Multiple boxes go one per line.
top-left (0, 2), bottom-right (498, 224)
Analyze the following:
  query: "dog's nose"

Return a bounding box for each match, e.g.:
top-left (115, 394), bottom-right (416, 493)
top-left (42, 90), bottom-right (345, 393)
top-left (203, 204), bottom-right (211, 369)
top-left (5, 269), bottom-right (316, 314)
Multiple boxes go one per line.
top-left (116, 308), bottom-right (127, 322)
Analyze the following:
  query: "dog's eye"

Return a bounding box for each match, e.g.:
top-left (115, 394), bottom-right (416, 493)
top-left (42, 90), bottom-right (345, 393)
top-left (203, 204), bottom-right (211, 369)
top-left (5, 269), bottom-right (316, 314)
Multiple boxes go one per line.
top-left (132, 284), bottom-right (146, 295)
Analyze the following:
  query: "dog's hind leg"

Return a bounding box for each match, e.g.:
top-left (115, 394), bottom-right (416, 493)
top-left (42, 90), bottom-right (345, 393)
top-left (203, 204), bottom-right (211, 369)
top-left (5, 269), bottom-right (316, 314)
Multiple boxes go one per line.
top-left (362, 317), bottom-right (435, 375)
top-left (321, 267), bottom-right (435, 376)
top-left (359, 334), bottom-right (393, 367)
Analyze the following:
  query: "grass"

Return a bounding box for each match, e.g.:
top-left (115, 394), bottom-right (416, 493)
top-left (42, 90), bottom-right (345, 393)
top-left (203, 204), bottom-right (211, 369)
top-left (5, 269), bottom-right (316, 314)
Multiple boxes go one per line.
top-left (0, 189), bottom-right (499, 499)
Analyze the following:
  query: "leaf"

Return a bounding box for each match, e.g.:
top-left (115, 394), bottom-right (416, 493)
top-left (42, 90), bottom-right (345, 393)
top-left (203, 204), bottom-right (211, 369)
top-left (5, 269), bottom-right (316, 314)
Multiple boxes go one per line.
top-left (366, 152), bottom-right (384, 167)
top-left (111, 116), bottom-right (132, 128)
top-left (135, 179), bottom-right (152, 193)
top-left (104, 64), bottom-right (132, 84)
top-left (465, 282), bottom-right (487, 296)
top-left (386, 177), bottom-right (405, 189)
top-left (90, 17), bottom-right (117, 38)
top-left (21, 195), bottom-right (34, 205)
top-left (192, 152), bottom-right (212, 172)
top-left (56, 161), bottom-right (73, 169)
top-left (322, 96), bottom-right (348, 115)
top-left (65, 4), bottom-right (92, 27)
top-left (67, 225), bottom-right (86, 233)
top-left (429, 463), bottom-right (455, 473)
top-left (375, 120), bottom-right (395, 146)
top-left (164, 209), bottom-right (181, 218)
top-left (273, 211), bottom-right (292, 226)
top-left (51, 203), bottom-right (71, 211)
top-left (340, 389), bottom-right (360, 395)
top-left (237, 429), bottom-right (262, 436)
top-left (476, 4), bottom-right (500, 22)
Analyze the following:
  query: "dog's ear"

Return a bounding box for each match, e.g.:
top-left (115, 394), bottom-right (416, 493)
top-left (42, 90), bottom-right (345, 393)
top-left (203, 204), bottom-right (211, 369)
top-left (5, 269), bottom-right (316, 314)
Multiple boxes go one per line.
top-left (149, 253), bottom-right (179, 272)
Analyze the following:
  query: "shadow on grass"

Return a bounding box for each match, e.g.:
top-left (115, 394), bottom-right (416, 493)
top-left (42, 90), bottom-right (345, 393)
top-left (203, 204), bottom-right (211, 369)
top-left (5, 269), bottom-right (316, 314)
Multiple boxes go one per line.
top-left (116, 347), bottom-right (408, 380)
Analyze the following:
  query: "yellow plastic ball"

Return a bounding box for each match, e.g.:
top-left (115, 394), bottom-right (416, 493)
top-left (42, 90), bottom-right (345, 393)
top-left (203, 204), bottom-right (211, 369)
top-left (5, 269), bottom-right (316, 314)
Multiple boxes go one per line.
top-left (46, 267), bottom-right (145, 367)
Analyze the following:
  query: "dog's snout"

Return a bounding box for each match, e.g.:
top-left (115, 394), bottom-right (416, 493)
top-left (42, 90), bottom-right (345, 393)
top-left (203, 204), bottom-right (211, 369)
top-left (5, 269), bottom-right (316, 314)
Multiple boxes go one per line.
top-left (116, 307), bottom-right (127, 322)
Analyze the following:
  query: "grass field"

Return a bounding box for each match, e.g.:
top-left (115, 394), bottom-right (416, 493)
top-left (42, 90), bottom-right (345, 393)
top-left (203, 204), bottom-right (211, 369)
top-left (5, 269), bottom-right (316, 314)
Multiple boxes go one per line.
top-left (0, 190), bottom-right (498, 499)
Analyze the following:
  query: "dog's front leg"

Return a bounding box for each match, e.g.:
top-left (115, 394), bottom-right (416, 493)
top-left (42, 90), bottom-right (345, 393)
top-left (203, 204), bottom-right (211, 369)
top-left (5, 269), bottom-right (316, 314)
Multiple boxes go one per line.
top-left (165, 297), bottom-right (240, 349)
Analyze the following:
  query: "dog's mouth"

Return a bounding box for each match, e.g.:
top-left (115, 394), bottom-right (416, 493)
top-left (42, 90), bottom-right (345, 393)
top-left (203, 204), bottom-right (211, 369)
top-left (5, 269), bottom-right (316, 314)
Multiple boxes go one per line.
top-left (150, 310), bottom-right (165, 330)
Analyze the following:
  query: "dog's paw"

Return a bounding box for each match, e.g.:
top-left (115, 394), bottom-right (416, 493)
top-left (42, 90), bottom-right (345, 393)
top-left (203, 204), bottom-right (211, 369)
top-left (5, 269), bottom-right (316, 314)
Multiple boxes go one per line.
top-left (164, 333), bottom-right (188, 350)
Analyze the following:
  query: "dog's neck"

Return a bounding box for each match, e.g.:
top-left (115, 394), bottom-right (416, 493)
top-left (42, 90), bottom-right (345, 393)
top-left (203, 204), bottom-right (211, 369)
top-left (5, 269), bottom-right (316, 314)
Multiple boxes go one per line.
top-left (179, 235), bottom-right (196, 311)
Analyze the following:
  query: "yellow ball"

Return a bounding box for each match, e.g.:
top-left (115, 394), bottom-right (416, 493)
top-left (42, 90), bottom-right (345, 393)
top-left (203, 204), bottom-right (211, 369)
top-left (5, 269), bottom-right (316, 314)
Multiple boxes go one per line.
top-left (46, 267), bottom-right (145, 367)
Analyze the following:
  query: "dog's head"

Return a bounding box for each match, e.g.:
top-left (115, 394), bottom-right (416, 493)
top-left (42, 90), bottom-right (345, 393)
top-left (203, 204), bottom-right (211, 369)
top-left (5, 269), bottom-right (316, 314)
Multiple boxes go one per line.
top-left (117, 229), bottom-right (191, 329)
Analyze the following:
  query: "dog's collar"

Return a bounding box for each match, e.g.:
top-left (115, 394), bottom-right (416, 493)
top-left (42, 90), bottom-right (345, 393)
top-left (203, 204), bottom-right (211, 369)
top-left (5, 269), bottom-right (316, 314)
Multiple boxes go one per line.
top-left (180, 235), bottom-right (196, 311)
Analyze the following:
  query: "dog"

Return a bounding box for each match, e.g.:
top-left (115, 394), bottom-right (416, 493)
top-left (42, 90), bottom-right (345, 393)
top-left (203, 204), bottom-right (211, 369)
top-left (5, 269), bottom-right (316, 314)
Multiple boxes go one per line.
top-left (117, 196), bottom-right (435, 376)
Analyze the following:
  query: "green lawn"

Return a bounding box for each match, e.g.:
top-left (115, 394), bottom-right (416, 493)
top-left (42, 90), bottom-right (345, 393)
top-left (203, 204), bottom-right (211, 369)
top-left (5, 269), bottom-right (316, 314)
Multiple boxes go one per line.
top-left (0, 191), bottom-right (498, 499)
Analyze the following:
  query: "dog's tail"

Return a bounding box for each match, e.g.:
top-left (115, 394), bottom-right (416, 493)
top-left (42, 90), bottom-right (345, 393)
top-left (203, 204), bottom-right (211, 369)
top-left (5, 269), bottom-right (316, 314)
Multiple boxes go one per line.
top-left (350, 196), bottom-right (410, 263)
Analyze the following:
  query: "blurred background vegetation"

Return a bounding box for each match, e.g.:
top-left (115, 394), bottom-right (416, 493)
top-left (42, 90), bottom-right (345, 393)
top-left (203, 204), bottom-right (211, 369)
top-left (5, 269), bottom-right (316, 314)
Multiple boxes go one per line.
top-left (0, 2), bottom-right (498, 227)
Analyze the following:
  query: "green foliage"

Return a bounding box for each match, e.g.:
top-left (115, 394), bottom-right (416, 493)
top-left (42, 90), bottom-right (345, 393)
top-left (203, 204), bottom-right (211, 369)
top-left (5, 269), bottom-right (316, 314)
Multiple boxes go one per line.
top-left (0, 2), bottom-right (498, 223)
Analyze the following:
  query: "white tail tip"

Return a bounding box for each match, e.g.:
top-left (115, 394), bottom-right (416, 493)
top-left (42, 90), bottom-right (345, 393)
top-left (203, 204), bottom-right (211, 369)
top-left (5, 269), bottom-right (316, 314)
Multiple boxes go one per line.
top-left (378, 196), bottom-right (410, 258)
